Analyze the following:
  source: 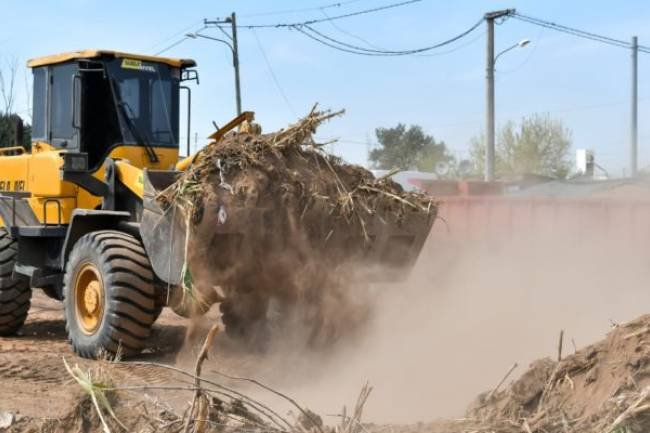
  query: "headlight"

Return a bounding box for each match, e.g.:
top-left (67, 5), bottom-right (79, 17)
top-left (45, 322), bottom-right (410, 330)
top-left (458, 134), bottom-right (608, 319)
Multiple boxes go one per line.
top-left (62, 153), bottom-right (89, 172)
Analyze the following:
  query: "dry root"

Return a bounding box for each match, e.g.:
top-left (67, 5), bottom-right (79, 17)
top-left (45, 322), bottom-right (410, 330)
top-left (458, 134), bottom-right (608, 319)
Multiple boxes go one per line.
top-left (59, 325), bottom-right (372, 433)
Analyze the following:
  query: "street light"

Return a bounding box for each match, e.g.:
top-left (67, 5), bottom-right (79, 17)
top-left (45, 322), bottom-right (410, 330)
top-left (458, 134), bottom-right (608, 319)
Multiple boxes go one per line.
top-left (185, 16), bottom-right (242, 116)
top-left (485, 34), bottom-right (530, 182)
top-left (494, 39), bottom-right (530, 64)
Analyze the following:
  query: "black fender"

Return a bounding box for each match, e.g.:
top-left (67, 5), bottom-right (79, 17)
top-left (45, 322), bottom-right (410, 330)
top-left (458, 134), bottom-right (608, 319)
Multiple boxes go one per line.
top-left (60, 210), bottom-right (133, 269)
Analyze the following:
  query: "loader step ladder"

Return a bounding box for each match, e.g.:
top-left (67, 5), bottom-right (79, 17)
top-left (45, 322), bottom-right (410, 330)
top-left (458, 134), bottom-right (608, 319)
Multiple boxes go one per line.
top-left (0, 195), bottom-right (67, 238)
top-left (0, 194), bottom-right (68, 288)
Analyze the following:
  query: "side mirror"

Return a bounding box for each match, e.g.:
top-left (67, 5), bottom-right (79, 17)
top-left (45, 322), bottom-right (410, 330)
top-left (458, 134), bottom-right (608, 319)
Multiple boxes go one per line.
top-left (181, 69), bottom-right (199, 84)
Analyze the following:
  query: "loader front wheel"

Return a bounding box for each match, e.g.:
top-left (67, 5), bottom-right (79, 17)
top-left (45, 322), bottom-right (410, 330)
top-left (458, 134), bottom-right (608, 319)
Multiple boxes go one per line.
top-left (63, 231), bottom-right (156, 359)
top-left (0, 228), bottom-right (31, 336)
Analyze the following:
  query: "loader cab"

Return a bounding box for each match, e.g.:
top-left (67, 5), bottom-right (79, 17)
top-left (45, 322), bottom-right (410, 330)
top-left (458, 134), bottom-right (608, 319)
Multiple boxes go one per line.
top-left (28, 50), bottom-right (196, 170)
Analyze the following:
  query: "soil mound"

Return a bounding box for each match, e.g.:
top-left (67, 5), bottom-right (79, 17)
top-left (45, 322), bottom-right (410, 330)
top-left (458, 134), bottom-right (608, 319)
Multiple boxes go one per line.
top-left (160, 107), bottom-right (436, 344)
top-left (468, 315), bottom-right (650, 432)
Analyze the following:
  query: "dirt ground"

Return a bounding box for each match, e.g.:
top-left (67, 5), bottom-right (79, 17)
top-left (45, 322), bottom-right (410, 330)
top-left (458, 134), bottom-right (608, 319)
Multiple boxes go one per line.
top-left (5, 218), bottom-right (650, 431)
top-left (0, 291), bottom-right (186, 423)
top-left (0, 291), bottom-right (478, 432)
top-left (0, 291), bottom-right (367, 432)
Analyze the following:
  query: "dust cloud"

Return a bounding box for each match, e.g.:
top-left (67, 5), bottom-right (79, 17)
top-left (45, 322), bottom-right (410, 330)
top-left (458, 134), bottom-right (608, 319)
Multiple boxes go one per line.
top-left (199, 208), bottom-right (650, 425)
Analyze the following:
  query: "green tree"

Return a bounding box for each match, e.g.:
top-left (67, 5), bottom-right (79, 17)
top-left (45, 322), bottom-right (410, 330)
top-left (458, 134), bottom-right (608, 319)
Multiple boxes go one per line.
top-left (369, 124), bottom-right (454, 172)
top-left (0, 57), bottom-right (30, 148)
top-left (0, 113), bottom-right (30, 148)
top-left (470, 113), bottom-right (572, 178)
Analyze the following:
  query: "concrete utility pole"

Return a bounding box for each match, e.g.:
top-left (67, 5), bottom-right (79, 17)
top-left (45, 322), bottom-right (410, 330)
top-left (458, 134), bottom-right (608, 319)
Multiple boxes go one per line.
top-left (198, 12), bottom-right (242, 116)
top-left (631, 35), bottom-right (638, 177)
top-left (230, 12), bottom-right (242, 116)
top-left (484, 9), bottom-right (516, 182)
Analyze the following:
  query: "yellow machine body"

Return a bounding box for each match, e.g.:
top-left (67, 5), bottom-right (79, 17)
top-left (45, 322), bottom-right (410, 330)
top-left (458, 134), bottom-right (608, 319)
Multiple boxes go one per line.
top-left (0, 143), bottom-right (178, 226)
top-left (0, 48), bottom-right (253, 284)
top-left (0, 49), bottom-right (193, 228)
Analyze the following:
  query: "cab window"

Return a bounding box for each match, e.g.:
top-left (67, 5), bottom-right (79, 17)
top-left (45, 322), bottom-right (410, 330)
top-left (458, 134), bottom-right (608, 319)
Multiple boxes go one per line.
top-left (49, 63), bottom-right (79, 149)
top-left (31, 68), bottom-right (47, 141)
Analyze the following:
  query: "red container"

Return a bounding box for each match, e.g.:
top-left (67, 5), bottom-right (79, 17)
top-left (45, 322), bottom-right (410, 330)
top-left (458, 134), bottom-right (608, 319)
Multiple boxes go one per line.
top-left (429, 196), bottom-right (650, 245)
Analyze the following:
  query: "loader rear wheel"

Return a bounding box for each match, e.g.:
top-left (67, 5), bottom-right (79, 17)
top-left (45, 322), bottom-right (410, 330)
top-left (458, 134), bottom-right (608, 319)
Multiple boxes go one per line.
top-left (63, 231), bottom-right (156, 359)
top-left (0, 228), bottom-right (31, 336)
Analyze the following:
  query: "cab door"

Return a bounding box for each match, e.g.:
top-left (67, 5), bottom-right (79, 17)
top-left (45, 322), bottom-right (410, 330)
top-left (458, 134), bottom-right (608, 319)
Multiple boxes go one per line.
top-left (49, 63), bottom-right (80, 150)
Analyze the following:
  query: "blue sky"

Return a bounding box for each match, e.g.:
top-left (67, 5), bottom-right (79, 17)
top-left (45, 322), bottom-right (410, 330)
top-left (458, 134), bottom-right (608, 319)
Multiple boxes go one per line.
top-left (2, 0), bottom-right (650, 176)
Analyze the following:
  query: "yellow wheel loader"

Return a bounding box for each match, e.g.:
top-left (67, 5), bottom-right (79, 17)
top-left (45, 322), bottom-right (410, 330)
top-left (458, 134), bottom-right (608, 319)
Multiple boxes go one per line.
top-left (0, 50), bottom-right (432, 358)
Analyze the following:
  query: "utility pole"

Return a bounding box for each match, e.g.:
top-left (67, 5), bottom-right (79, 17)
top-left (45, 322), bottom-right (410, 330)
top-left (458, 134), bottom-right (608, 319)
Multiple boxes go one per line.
top-left (202, 12), bottom-right (242, 116)
top-left (631, 35), bottom-right (638, 177)
top-left (484, 9), bottom-right (515, 182)
top-left (231, 12), bottom-right (242, 116)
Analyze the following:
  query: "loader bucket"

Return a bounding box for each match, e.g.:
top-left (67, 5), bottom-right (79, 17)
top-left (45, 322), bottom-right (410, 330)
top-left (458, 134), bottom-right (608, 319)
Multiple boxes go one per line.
top-left (141, 169), bottom-right (435, 286)
top-left (140, 169), bottom-right (187, 286)
top-left (338, 211), bottom-right (434, 282)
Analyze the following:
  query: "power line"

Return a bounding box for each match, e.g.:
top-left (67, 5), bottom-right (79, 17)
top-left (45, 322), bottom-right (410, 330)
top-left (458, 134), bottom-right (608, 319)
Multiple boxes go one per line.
top-left (156, 0), bottom-right (456, 56)
top-left (418, 29), bottom-right (485, 57)
top-left (512, 12), bottom-right (627, 48)
top-left (291, 26), bottom-right (397, 56)
top-left (144, 20), bottom-right (205, 52)
top-left (240, 0), bottom-right (367, 18)
top-left (155, 37), bottom-right (192, 55)
top-left (251, 29), bottom-right (297, 117)
top-left (154, 25), bottom-right (207, 55)
top-left (232, 0), bottom-right (423, 29)
top-left (318, 7), bottom-right (388, 51)
top-left (316, 5), bottom-right (485, 58)
top-left (293, 17), bottom-right (484, 56)
top-left (511, 12), bottom-right (650, 53)
top-left (163, 8), bottom-right (483, 60)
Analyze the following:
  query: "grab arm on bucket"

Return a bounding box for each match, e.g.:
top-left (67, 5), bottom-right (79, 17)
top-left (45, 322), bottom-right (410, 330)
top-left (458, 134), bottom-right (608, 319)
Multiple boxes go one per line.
top-left (175, 111), bottom-right (255, 172)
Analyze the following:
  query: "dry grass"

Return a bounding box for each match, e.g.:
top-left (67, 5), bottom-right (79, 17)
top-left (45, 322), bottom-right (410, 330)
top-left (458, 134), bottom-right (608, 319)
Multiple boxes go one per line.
top-left (62, 326), bottom-right (374, 433)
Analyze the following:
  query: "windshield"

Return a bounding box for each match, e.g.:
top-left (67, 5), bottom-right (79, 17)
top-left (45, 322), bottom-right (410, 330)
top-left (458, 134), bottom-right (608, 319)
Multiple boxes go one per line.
top-left (107, 58), bottom-right (179, 147)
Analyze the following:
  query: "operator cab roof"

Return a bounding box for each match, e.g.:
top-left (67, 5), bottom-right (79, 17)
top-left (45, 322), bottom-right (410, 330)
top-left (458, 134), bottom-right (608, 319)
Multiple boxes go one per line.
top-left (27, 49), bottom-right (196, 68)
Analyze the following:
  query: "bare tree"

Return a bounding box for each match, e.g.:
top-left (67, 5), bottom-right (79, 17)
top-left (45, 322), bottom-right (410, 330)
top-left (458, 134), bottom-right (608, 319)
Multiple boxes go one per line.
top-left (0, 57), bottom-right (18, 114)
top-left (22, 64), bottom-right (31, 121)
top-left (0, 57), bottom-right (31, 147)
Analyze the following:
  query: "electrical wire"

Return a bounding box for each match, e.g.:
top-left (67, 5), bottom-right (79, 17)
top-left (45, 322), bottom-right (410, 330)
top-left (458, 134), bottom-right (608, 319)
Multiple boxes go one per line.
top-left (216, 24), bottom-right (233, 41)
top-left (240, 0), bottom-right (367, 18)
top-left (155, 37), bottom-right (191, 55)
top-left (318, 7), bottom-right (387, 51)
top-left (317, 5), bottom-right (484, 58)
top-left (293, 17), bottom-right (484, 56)
top-left (510, 11), bottom-right (650, 54)
top-left (144, 20), bottom-right (205, 52)
top-left (291, 26), bottom-right (398, 56)
top-left (251, 29), bottom-right (297, 117)
top-left (155, 25), bottom-right (207, 55)
top-left (235, 0), bottom-right (423, 29)
top-left (417, 29), bottom-right (486, 57)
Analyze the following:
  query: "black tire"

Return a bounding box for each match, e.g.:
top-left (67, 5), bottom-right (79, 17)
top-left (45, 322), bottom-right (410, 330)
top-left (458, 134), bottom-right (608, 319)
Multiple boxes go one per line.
top-left (63, 230), bottom-right (156, 358)
top-left (0, 228), bottom-right (31, 336)
top-left (153, 300), bottom-right (164, 322)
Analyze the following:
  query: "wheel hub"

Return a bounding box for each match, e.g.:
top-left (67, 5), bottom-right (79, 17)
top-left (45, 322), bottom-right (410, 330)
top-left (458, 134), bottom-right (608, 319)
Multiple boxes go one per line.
top-left (74, 263), bottom-right (104, 335)
top-left (83, 281), bottom-right (100, 314)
